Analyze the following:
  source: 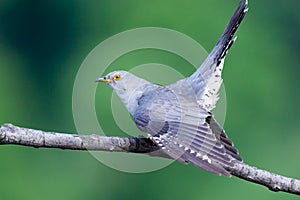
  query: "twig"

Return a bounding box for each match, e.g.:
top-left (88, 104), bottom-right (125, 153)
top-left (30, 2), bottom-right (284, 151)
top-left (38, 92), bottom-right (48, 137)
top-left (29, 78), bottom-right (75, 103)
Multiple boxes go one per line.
top-left (0, 123), bottom-right (299, 195)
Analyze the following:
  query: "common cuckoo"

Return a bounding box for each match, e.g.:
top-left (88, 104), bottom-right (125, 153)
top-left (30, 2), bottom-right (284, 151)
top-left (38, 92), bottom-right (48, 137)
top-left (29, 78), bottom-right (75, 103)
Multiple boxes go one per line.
top-left (96, 0), bottom-right (248, 176)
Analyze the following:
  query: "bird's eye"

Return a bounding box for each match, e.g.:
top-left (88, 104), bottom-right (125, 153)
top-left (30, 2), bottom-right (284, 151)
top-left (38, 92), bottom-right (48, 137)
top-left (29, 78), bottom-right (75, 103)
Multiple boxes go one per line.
top-left (113, 74), bottom-right (121, 81)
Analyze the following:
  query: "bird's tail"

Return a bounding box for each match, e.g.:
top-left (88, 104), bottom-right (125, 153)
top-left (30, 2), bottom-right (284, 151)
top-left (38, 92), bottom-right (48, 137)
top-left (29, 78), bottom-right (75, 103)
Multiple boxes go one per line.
top-left (191, 0), bottom-right (248, 81)
top-left (213, 0), bottom-right (248, 67)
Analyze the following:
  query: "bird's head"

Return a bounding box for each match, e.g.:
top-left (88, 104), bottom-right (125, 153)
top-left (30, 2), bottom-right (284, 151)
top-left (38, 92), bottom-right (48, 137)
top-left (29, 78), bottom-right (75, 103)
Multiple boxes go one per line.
top-left (95, 70), bottom-right (152, 114)
top-left (95, 70), bottom-right (127, 87)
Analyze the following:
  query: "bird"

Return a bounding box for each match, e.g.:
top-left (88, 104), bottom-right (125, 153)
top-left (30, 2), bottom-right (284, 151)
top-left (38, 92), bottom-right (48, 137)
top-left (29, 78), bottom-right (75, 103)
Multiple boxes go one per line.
top-left (96, 0), bottom-right (248, 176)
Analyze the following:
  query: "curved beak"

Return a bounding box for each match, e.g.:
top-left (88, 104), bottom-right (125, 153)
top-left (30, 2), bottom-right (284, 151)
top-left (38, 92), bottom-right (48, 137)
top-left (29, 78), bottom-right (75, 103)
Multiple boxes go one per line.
top-left (95, 77), bottom-right (113, 83)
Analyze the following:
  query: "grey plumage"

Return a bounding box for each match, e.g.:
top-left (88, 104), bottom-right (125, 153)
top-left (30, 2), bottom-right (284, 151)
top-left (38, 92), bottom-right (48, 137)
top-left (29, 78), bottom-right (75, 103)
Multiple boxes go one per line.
top-left (186, 0), bottom-right (248, 111)
top-left (96, 0), bottom-right (248, 176)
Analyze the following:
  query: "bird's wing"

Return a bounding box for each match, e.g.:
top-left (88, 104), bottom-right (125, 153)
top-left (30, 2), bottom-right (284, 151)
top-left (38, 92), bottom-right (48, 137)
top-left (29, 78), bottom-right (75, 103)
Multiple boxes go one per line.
top-left (183, 0), bottom-right (248, 111)
top-left (134, 88), bottom-right (241, 176)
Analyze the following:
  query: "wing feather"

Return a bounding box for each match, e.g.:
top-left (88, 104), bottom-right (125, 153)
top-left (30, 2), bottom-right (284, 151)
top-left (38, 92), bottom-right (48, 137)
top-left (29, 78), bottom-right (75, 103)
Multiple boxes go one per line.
top-left (134, 88), bottom-right (241, 176)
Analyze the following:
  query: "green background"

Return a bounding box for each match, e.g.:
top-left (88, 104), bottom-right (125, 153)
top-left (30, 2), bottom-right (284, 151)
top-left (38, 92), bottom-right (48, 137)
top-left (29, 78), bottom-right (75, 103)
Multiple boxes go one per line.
top-left (0, 0), bottom-right (299, 199)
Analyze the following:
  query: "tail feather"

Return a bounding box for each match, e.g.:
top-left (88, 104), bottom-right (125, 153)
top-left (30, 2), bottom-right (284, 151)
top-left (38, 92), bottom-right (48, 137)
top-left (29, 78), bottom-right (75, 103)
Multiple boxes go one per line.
top-left (213, 0), bottom-right (248, 67)
top-left (186, 0), bottom-right (248, 111)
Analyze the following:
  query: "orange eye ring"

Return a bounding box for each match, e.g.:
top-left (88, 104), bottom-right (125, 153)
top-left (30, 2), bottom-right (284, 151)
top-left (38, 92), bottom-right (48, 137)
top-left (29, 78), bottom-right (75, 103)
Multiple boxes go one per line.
top-left (113, 74), bottom-right (121, 81)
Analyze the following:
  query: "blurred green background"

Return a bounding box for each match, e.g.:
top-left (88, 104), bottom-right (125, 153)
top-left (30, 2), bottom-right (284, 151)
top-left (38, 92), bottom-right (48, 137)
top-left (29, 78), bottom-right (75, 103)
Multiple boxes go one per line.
top-left (0, 0), bottom-right (299, 199)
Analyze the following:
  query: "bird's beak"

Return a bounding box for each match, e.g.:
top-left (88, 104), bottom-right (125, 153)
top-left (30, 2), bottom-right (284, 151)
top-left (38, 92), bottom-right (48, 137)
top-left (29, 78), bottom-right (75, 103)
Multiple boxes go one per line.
top-left (95, 77), bottom-right (113, 83)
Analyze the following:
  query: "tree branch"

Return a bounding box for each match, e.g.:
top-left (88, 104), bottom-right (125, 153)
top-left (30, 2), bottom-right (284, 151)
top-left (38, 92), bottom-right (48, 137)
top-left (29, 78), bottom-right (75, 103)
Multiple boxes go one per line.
top-left (0, 123), bottom-right (299, 195)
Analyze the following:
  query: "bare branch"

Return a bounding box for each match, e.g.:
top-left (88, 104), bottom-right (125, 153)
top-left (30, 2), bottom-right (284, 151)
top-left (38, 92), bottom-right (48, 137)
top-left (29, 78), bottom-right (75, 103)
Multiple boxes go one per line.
top-left (224, 162), bottom-right (300, 195)
top-left (0, 123), bottom-right (159, 152)
top-left (0, 123), bottom-right (299, 195)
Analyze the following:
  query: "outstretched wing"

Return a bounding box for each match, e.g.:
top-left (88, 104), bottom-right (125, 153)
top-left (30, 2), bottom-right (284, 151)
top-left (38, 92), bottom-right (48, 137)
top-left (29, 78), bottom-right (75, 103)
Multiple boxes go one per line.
top-left (134, 88), bottom-right (241, 176)
top-left (184, 0), bottom-right (248, 111)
